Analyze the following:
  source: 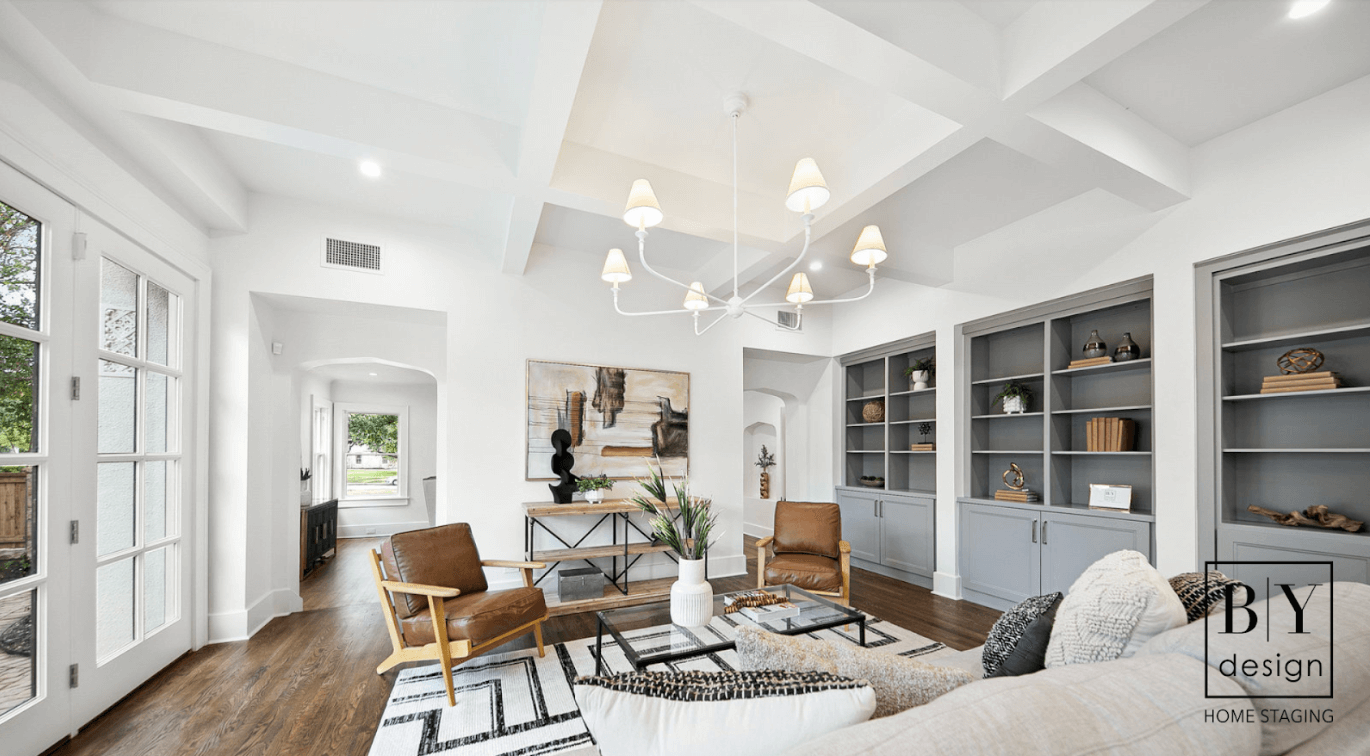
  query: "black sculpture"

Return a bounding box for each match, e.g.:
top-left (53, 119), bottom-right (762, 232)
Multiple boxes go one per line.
top-left (548, 428), bottom-right (580, 504)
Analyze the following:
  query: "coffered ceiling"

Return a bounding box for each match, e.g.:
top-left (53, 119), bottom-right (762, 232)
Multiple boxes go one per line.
top-left (2, 0), bottom-right (1368, 299)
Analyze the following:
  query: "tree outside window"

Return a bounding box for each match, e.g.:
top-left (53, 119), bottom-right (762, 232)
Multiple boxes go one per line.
top-left (341, 410), bottom-right (404, 500)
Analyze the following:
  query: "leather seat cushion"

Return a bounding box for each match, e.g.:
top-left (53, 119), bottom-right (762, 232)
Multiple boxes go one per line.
top-left (383, 523), bottom-right (489, 618)
top-left (772, 501), bottom-right (841, 559)
top-left (766, 553), bottom-right (843, 593)
top-left (400, 586), bottom-right (547, 647)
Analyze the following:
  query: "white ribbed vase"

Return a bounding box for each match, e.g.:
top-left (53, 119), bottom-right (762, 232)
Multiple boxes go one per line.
top-left (670, 558), bottom-right (713, 627)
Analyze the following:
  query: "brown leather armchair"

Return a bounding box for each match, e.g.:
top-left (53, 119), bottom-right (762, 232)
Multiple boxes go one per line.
top-left (369, 523), bottom-right (549, 706)
top-left (756, 500), bottom-right (851, 605)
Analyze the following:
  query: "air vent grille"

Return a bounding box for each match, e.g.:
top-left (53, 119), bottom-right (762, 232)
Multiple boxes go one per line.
top-left (777, 311), bottom-right (802, 331)
top-left (322, 237), bottom-right (383, 273)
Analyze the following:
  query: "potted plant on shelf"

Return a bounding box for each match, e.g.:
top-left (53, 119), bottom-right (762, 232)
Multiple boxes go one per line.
top-left (577, 475), bottom-right (614, 504)
top-left (993, 380), bottom-right (1033, 414)
top-left (632, 460), bottom-right (718, 627)
top-left (299, 467), bottom-right (313, 506)
top-left (903, 357), bottom-right (935, 391)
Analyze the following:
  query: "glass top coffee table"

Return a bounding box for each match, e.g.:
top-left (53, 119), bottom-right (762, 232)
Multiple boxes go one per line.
top-left (593, 584), bottom-right (867, 675)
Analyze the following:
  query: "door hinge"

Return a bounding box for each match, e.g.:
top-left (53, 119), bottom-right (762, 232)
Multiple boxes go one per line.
top-left (71, 376), bottom-right (81, 400)
top-left (72, 232), bottom-right (87, 261)
top-left (69, 663), bottom-right (79, 688)
top-left (70, 520), bottom-right (79, 545)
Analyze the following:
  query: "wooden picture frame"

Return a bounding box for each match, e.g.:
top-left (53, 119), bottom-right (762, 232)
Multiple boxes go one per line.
top-left (1088, 483), bottom-right (1133, 511)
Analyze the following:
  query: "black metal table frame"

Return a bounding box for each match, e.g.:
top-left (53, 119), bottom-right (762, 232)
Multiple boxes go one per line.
top-left (592, 584), bottom-right (866, 675)
top-left (523, 509), bottom-right (708, 597)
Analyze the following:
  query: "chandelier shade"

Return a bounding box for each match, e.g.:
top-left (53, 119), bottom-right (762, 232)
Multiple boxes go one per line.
top-left (785, 272), bottom-right (814, 304)
top-left (623, 179), bottom-right (664, 228)
top-left (850, 225), bottom-right (888, 268)
top-left (601, 248), bottom-right (632, 284)
top-left (785, 158), bottom-right (831, 213)
top-left (683, 281), bottom-right (710, 310)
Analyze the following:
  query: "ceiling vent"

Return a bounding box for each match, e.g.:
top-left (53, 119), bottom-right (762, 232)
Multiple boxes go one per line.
top-left (776, 311), bottom-right (802, 331)
top-left (321, 237), bottom-right (384, 274)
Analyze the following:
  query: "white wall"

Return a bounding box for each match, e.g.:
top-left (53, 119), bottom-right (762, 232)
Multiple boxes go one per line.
top-left (329, 379), bottom-right (437, 538)
top-left (743, 391), bottom-right (784, 535)
top-left (827, 72), bottom-right (1370, 597)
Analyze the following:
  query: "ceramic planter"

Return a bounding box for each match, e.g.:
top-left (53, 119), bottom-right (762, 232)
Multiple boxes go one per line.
top-left (585, 489), bottom-right (606, 504)
top-left (671, 558), bottom-right (713, 627)
top-left (910, 370), bottom-right (930, 391)
top-left (1003, 395), bottom-right (1027, 414)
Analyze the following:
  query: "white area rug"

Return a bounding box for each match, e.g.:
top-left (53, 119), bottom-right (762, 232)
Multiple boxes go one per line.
top-left (367, 615), bottom-right (950, 756)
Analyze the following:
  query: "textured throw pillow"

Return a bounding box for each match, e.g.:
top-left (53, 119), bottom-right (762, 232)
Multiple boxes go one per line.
top-left (983, 593), bottom-right (1062, 678)
top-left (573, 670), bottom-right (875, 756)
top-left (1045, 550), bottom-right (1187, 667)
top-left (1169, 571), bottom-right (1245, 623)
top-left (734, 626), bottom-right (973, 718)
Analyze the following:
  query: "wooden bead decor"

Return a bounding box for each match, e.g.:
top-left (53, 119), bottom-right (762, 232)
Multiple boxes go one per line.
top-left (1278, 347), bottom-right (1324, 375)
top-left (1247, 504), bottom-right (1363, 533)
top-left (723, 590), bottom-right (790, 614)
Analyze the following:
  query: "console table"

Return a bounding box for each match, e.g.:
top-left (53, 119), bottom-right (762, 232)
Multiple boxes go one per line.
top-left (300, 499), bottom-right (338, 580)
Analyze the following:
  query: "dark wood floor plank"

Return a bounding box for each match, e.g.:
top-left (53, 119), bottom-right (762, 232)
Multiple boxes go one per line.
top-left (47, 535), bottom-right (999, 755)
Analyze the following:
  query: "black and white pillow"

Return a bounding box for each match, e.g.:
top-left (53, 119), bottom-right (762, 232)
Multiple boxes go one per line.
top-left (1170, 571), bottom-right (1245, 623)
top-left (981, 592), bottom-right (1062, 678)
top-left (574, 670), bottom-right (875, 756)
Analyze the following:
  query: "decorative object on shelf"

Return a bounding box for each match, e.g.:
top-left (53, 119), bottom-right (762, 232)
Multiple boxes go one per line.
top-left (1260, 370), bottom-right (1342, 394)
top-left (1088, 484), bottom-right (1133, 512)
top-left (903, 357), bottom-right (935, 391)
top-left (910, 422), bottom-right (935, 451)
top-left (858, 476), bottom-right (885, 488)
top-left (601, 94), bottom-right (887, 336)
top-left (576, 475), bottom-right (614, 505)
top-left (547, 429), bottom-right (580, 504)
top-left (993, 380), bottom-right (1032, 414)
top-left (632, 460), bottom-right (719, 626)
top-left (755, 445), bottom-right (776, 498)
top-left (1086, 418), bottom-right (1136, 452)
top-left (1277, 347), bottom-right (1325, 375)
top-left (1003, 463), bottom-right (1025, 490)
top-left (862, 399), bottom-right (886, 423)
top-left (1068, 356), bottom-right (1113, 369)
top-left (299, 467), bottom-right (313, 506)
top-left (995, 463), bottom-right (1039, 502)
top-left (722, 589), bottom-right (791, 615)
top-left (1082, 329), bottom-right (1107, 359)
top-left (1246, 504), bottom-right (1363, 532)
top-left (1113, 333), bottom-right (1141, 362)
top-left (527, 359), bottom-right (688, 481)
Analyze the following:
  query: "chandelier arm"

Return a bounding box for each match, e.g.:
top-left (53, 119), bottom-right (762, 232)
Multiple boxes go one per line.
top-left (739, 268), bottom-right (876, 309)
top-left (694, 310), bottom-right (731, 336)
top-left (613, 288), bottom-right (724, 317)
top-left (739, 215), bottom-right (813, 306)
top-left (635, 231), bottom-right (730, 305)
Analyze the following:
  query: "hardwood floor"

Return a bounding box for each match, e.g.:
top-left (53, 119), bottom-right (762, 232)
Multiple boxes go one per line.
top-left (47, 535), bottom-right (999, 756)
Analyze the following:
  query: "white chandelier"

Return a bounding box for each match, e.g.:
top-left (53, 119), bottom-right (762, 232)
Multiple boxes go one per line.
top-left (600, 94), bottom-right (887, 336)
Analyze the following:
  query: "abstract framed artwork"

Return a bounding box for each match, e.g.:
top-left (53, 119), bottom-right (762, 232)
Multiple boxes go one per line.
top-left (526, 360), bottom-right (689, 481)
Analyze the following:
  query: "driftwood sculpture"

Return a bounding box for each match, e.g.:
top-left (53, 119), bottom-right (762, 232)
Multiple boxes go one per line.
top-left (1247, 504), bottom-right (1363, 532)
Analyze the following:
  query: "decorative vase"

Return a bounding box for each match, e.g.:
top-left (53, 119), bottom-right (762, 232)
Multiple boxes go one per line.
top-left (861, 399), bottom-right (885, 423)
top-left (759, 471), bottom-right (770, 499)
top-left (910, 370), bottom-right (930, 391)
top-left (1114, 332), bottom-right (1140, 362)
top-left (585, 489), bottom-right (605, 504)
top-left (1083, 329), bottom-right (1107, 359)
top-left (300, 482), bottom-right (312, 507)
top-left (670, 558), bottom-right (713, 627)
top-left (1003, 395), bottom-right (1026, 414)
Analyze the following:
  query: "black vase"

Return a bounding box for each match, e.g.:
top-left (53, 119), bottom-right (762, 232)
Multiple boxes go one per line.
top-left (1114, 332), bottom-right (1141, 362)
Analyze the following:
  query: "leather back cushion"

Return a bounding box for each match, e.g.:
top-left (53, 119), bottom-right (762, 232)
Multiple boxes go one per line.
top-left (773, 501), bottom-right (841, 559)
top-left (382, 523), bottom-right (488, 618)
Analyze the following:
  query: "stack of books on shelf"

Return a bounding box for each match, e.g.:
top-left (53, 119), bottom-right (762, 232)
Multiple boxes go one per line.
top-left (908, 443), bottom-right (936, 451)
top-left (995, 489), bottom-right (1039, 503)
top-left (1087, 418), bottom-right (1136, 452)
top-left (1260, 372), bottom-right (1342, 394)
top-left (1069, 356), bottom-right (1113, 369)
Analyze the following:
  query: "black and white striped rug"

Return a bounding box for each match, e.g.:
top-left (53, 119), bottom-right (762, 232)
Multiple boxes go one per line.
top-left (366, 615), bottom-right (948, 756)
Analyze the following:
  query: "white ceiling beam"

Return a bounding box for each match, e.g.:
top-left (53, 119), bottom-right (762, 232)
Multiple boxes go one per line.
top-left (502, 0), bottom-right (602, 275)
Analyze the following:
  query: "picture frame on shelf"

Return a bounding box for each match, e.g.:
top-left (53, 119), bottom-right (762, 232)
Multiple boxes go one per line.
top-left (1088, 484), bottom-right (1132, 512)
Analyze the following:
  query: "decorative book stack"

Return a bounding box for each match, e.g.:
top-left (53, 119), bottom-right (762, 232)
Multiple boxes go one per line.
top-left (908, 443), bottom-right (936, 451)
top-left (1069, 356), bottom-right (1113, 369)
top-left (994, 489), bottom-right (1039, 503)
top-left (741, 602), bottom-right (799, 622)
top-left (1087, 418), bottom-right (1136, 452)
top-left (1260, 372), bottom-right (1342, 394)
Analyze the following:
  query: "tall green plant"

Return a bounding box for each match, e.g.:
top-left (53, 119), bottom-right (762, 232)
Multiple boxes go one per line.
top-left (631, 460), bottom-right (717, 561)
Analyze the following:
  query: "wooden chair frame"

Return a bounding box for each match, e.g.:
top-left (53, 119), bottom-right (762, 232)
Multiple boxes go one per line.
top-left (369, 550), bottom-right (549, 706)
top-left (755, 536), bottom-right (852, 606)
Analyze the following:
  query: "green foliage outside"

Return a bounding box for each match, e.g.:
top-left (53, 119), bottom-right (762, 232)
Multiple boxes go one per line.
top-left (347, 469), bottom-right (397, 484)
top-left (0, 202), bottom-right (39, 454)
top-left (348, 412), bottom-right (398, 454)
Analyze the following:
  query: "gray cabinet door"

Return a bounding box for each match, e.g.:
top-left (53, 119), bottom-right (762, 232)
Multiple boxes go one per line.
top-left (1039, 511), bottom-right (1151, 596)
top-left (837, 489), bottom-right (881, 563)
top-left (959, 501), bottom-right (1040, 605)
top-left (880, 492), bottom-right (934, 577)
top-left (1219, 524), bottom-right (1370, 602)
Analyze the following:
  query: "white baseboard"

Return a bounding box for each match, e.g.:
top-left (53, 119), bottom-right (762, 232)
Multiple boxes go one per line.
top-left (742, 522), bottom-right (773, 539)
top-left (207, 588), bottom-right (302, 644)
top-left (338, 521), bottom-right (430, 539)
top-left (932, 571), bottom-right (962, 600)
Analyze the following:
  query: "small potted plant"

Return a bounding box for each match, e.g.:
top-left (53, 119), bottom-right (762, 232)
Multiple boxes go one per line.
top-left (903, 357), bottom-right (935, 391)
top-left (994, 380), bottom-right (1033, 414)
top-left (754, 445), bottom-right (776, 498)
top-left (632, 460), bottom-right (718, 627)
top-left (300, 468), bottom-right (313, 506)
top-left (577, 475), bottom-right (614, 504)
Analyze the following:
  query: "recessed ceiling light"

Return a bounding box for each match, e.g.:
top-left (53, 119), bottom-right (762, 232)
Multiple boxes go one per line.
top-left (359, 160), bottom-right (382, 178)
top-left (1289, 0), bottom-right (1330, 19)
top-left (368, 372), bottom-right (378, 376)
top-left (809, 261), bottom-right (823, 271)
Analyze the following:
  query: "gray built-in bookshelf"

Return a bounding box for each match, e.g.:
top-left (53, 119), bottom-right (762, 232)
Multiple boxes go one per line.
top-left (842, 337), bottom-right (938, 493)
top-left (1197, 221), bottom-right (1370, 598)
top-left (956, 278), bottom-right (1156, 610)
